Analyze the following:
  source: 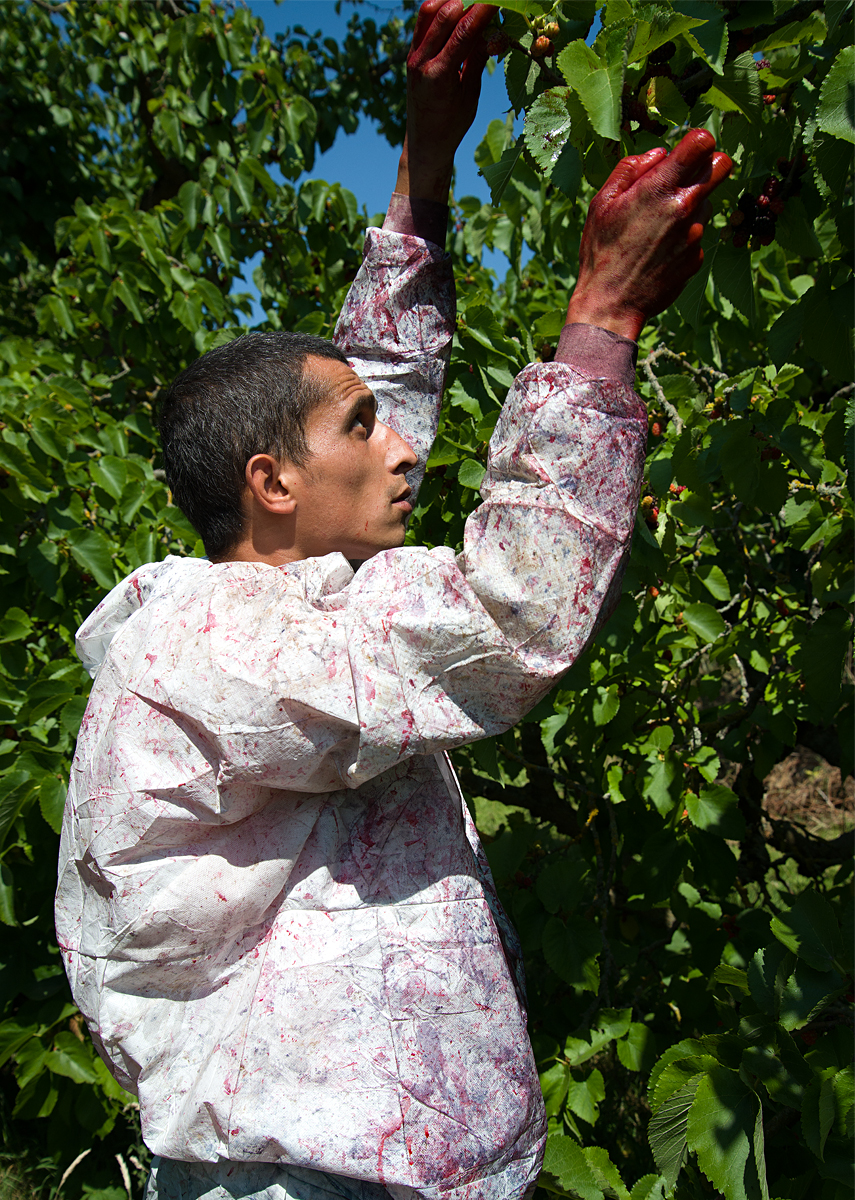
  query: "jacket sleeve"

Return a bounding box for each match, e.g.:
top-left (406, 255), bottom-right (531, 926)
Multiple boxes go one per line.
top-left (333, 359), bottom-right (647, 784)
top-left (333, 227), bottom-right (455, 503)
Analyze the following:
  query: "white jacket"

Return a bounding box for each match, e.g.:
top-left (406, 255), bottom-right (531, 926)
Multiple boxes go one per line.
top-left (56, 228), bottom-right (646, 1200)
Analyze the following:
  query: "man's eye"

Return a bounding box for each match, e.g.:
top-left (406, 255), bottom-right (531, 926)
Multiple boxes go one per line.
top-left (353, 410), bottom-right (373, 432)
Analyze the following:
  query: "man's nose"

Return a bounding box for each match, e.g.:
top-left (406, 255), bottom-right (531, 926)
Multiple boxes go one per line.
top-left (383, 422), bottom-right (418, 472)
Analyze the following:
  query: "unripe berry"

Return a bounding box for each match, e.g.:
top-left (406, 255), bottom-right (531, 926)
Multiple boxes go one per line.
top-left (755, 58), bottom-right (771, 70)
top-left (651, 421), bottom-right (662, 436)
top-left (757, 193), bottom-right (770, 208)
top-left (730, 209), bottom-right (745, 227)
top-left (763, 93), bottom-right (776, 105)
top-left (486, 29), bottom-right (509, 56)
top-left (732, 231), bottom-right (748, 249)
top-left (762, 175), bottom-right (782, 198)
top-left (532, 35), bottom-right (553, 58)
top-left (769, 197), bottom-right (785, 215)
top-left (542, 21), bottom-right (559, 36)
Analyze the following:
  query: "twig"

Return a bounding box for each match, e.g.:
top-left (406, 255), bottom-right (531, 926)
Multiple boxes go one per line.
top-left (733, 654), bottom-right (750, 705)
top-left (640, 358), bottom-right (684, 433)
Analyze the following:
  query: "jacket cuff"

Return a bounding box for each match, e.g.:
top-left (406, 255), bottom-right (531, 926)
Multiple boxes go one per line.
top-left (555, 323), bottom-right (638, 387)
top-left (382, 193), bottom-right (449, 249)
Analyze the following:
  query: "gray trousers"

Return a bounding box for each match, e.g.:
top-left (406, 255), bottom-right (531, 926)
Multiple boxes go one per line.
top-left (145, 1158), bottom-right (396, 1200)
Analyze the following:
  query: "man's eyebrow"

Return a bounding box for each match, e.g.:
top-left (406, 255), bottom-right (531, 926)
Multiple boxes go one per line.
top-left (343, 389), bottom-right (377, 426)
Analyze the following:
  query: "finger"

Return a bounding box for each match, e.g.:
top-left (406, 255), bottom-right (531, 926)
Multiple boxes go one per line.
top-left (679, 151), bottom-right (734, 210)
top-left (459, 26), bottom-right (491, 99)
top-left (433, 2), bottom-right (496, 73)
top-left (412, 0), bottom-right (465, 64)
top-left (649, 128), bottom-right (717, 191)
top-left (596, 146), bottom-right (669, 204)
top-left (410, 0), bottom-right (449, 56)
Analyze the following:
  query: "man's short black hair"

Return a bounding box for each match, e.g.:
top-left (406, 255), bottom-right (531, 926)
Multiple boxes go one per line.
top-left (159, 331), bottom-right (349, 560)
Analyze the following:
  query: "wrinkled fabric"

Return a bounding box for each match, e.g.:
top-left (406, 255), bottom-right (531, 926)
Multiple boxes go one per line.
top-left (56, 228), bottom-right (647, 1200)
top-left (145, 1155), bottom-right (395, 1200)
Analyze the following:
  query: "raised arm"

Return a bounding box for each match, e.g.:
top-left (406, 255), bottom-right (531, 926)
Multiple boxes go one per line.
top-left (334, 1), bottom-right (494, 500)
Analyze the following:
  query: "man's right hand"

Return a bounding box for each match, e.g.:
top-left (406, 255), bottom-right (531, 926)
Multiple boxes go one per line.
top-left (566, 130), bottom-right (733, 342)
top-left (394, 0), bottom-right (495, 204)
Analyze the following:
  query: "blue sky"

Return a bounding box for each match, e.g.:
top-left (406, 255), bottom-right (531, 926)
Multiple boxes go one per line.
top-left (240, 0), bottom-right (521, 320)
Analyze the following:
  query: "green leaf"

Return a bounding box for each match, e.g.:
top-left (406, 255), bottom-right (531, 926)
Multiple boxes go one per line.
top-left (66, 527), bottom-right (117, 590)
top-left (643, 756), bottom-right (678, 815)
top-left (695, 564), bottom-right (730, 602)
top-left (462, 0), bottom-right (551, 11)
top-left (686, 785), bottom-right (745, 840)
top-left (817, 45), bottom-right (855, 144)
top-left (713, 963), bottom-right (749, 993)
top-left (113, 277), bottom-right (144, 324)
top-left (45, 1032), bottom-right (99, 1084)
top-left (629, 10), bottom-right (707, 65)
top-left (0, 863), bottom-right (16, 927)
top-left (566, 1068), bottom-right (605, 1125)
top-left (39, 775), bottom-right (67, 835)
top-left (542, 914), bottom-right (600, 992)
top-left (457, 459), bottom-right (486, 491)
top-left (649, 1078), bottom-right (700, 1188)
top-left (178, 180), bottom-right (203, 230)
top-left (585, 1146), bottom-right (630, 1200)
top-left (481, 143), bottom-right (523, 206)
top-left (713, 242), bottom-right (755, 324)
top-left (628, 1177), bottom-right (668, 1200)
top-left (617, 1023), bottom-right (657, 1072)
top-left (779, 960), bottom-right (844, 1031)
top-left (674, 1), bottom-right (728, 74)
top-left (747, 941), bottom-right (792, 1018)
top-left (686, 1067), bottom-right (758, 1199)
top-left (0, 769), bottom-right (36, 854)
top-left (645, 77), bottom-right (689, 127)
top-left (682, 603), bottom-right (725, 643)
top-left (524, 89), bottom-right (582, 198)
top-left (770, 888), bottom-right (842, 973)
top-left (832, 1066), bottom-right (854, 1138)
top-left (793, 608), bottom-right (851, 714)
top-left (802, 1069), bottom-right (836, 1160)
top-left (700, 51), bottom-right (762, 120)
top-left (751, 1088), bottom-right (770, 1200)
top-left (0, 607), bottom-right (32, 644)
top-left (592, 684), bottom-right (620, 726)
top-left (90, 455), bottom-right (128, 502)
top-left (557, 38), bottom-right (625, 141)
top-left (542, 1133), bottom-right (604, 1200)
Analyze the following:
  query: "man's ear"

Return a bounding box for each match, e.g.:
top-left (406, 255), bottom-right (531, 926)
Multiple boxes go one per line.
top-left (245, 454), bottom-right (298, 515)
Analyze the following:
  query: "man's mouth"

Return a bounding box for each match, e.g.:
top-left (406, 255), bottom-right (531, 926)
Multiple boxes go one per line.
top-left (393, 487), bottom-right (412, 513)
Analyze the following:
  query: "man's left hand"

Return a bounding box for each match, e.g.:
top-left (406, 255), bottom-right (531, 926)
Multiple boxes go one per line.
top-left (394, 0), bottom-right (494, 203)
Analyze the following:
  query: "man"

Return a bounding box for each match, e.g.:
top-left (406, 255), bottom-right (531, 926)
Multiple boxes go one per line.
top-left (55, 3), bottom-right (731, 1200)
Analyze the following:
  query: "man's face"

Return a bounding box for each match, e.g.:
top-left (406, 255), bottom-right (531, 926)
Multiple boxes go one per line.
top-left (289, 356), bottom-right (418, 561)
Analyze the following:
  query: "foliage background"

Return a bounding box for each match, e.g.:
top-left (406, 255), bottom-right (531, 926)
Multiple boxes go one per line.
top-left (0, 2), bottom-right (851, 1198)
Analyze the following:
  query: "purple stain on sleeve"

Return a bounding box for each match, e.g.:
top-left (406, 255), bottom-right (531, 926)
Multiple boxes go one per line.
top-left (556, 322), bottom-right (638, 386)
top-left (383, 193), bottom-right (449, 250)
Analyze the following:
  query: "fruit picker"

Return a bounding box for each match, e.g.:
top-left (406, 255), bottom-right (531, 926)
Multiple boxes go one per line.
top-left (55, 3), bottom-right (731, 1199)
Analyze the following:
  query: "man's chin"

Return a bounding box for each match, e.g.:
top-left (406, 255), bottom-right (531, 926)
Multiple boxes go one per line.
top-left (344, 529), bottom-right (407, 566)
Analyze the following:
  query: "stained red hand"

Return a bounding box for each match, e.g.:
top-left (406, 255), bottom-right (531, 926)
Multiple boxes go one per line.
top-left (567, 130), bottom-right (733, 340)
top-left (395, 0), bottom-right (494, 202)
